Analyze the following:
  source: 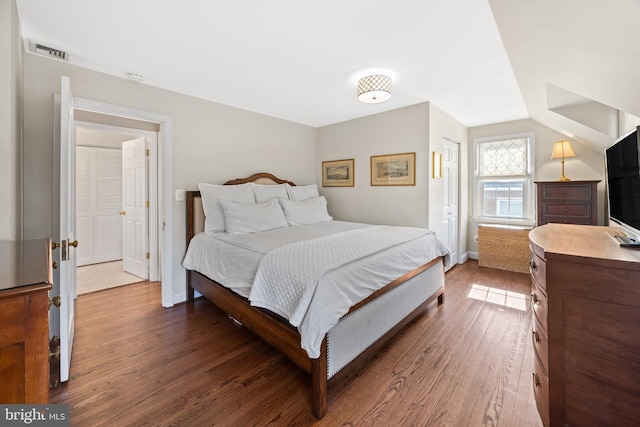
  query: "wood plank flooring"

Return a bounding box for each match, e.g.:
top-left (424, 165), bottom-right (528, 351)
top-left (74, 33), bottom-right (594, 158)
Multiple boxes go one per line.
top-left (50, 261), bottom-right (543, 426)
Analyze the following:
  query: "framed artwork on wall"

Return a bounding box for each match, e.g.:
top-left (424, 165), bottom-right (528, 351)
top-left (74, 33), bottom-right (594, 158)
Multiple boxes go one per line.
top-left (370, 152), bottom-right (416, 186)
top-left (322, 158), bottom-right (355, 187)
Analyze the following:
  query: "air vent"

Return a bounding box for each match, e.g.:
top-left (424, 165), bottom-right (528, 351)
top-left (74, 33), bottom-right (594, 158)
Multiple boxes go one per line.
top-left (30, 40), bottom-right (69, 61)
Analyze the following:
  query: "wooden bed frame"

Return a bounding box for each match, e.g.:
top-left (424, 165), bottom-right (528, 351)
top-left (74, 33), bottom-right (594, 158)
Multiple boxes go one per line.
top-left (185, 172), bottom-right (445, 418)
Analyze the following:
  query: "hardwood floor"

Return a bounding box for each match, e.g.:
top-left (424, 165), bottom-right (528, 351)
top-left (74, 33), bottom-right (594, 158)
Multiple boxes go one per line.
top-left (50, 261), bottom-right (542, 426)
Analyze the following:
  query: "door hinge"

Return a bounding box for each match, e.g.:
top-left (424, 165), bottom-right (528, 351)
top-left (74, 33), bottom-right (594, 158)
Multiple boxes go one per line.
top-left (145, 149), bottom-right (150, 156)
top-left (146, 252), bottom-right (150, 259)
top-left (145, 201), bottom-right (149, 208)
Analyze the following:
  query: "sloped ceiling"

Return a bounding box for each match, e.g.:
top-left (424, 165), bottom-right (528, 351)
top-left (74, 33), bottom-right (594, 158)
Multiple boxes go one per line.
top-left (15, 0), bottom-right (640, 150)
top-left (490, 0), bottom-right (640, 150)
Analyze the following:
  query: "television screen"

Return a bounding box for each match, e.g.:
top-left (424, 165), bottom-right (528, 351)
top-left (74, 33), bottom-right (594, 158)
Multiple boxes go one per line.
top-left (605, 127), bottom-right (640, 234)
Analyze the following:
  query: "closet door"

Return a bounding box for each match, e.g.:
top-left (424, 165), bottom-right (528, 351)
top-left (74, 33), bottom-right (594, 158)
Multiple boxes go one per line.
top-left (94, 148), bottom-right (123, 263)
top-left (76, 146), bottom-right (94, 266)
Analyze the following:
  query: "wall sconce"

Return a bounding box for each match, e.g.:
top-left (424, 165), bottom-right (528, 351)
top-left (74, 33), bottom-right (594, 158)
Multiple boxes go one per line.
top-left (432, 151), bottom-right (442, 178)
top-left (551, 140), bottom-right (576, 181)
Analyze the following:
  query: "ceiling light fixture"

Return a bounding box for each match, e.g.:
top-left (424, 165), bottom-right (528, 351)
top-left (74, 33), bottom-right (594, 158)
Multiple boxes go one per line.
top-left (357, 75), bottom-right (392, 104)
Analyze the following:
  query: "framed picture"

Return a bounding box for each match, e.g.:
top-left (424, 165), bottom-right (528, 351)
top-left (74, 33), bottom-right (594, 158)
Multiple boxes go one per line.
top-left (370, 152), bottom-right (416, 186)
top-left (322, 159), bottom-right (354, 187)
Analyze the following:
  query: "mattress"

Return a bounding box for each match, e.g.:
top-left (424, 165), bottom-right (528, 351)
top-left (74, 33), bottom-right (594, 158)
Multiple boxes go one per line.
top-left (183, 220), bottom-right (450, 357)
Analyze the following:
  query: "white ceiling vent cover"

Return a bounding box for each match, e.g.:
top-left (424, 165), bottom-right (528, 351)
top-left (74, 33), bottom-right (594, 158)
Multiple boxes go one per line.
top-left (30, 40), bottom-right (69, 61)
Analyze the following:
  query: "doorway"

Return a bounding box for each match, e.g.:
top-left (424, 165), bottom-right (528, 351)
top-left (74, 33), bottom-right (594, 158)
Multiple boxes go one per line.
top-left (74, 124), bottom-right (155, 294)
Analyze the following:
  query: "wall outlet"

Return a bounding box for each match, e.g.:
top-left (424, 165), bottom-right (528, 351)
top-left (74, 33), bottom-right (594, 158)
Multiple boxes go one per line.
top-left (474, 235), bottom-right (478, 242)
top-left (175, 189), bottom-right (185, 202)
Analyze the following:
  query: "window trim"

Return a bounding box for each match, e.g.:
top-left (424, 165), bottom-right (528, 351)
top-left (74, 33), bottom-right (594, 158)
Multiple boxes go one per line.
top-left (472, 131), bottom-right (536, 226)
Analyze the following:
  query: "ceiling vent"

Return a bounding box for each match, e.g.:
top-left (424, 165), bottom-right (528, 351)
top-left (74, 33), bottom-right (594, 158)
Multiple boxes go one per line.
top-left (30, 40), bottom-right (69, 61)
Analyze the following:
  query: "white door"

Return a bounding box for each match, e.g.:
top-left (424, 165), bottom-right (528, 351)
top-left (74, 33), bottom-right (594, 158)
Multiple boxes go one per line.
top-left (52, 76), bottom-right (77, 382)
top-left (442, 139), bottom-right (459, 270)
top-left (122, 138), bottom-right (148, 278)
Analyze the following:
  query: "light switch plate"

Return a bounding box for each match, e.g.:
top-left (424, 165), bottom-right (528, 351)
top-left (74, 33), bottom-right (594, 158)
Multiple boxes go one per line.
top-left (175, 189), bottom-right (185, 202)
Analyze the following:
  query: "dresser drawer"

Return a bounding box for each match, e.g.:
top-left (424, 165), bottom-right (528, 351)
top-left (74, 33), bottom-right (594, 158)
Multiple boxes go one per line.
top-left (532, 315), bottom-right (548, 374)
top-left (531, 281), bottom-right (548, 331)
top-left (541, 183), bottom-right (592, 201)
top-left (529, 251), bottom-right (546, 292)
top-left (533, 353), bottom-right (550, 427)
top-left (541, 202), bottom-right (591, 219)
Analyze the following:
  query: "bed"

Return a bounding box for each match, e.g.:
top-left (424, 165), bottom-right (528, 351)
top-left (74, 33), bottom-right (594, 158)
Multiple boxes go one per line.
top-left (183, 172), bottom-right (450, 418)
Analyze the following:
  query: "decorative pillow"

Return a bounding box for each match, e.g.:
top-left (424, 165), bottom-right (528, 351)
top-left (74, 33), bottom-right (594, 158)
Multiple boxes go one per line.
top-left (252, 183), bottom-right (289, 203)
top-left (219, 198), bottom-right (288, 235)
top-left (198, 182), bottom-right (255, 233)
top-left (286, 183), bottom-right (319, 201)
top-left (279, 196), bottom-right (333, 225)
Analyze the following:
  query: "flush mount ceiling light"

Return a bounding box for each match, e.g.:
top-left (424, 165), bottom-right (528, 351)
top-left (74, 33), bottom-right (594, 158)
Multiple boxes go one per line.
top-left (357, 75), bottom-right (392, 104)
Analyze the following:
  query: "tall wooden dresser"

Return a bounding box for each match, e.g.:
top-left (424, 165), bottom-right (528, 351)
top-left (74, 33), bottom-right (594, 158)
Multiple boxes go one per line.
top-left (528, 224), bottom-right (640, 426)
top-left (0, 239), bottom-right (53, 403)
top-left (535, 180), bottom-right (599, 225)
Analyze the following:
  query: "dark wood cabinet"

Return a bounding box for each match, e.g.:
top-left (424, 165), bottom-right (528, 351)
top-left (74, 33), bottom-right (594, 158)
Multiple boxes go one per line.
top-left (535, 180), bottom-right (599, 225)
top-left (529, 224), bottom-right (640, 426)
top-left (0, 239), bottom-right (53, 404)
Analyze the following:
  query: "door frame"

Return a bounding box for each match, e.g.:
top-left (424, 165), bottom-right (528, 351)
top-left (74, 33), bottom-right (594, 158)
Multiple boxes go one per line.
top-left (443, 137), bottom-right (461, 268)
top-left (73, 97), bottom-right (173, 307)
top-left (76, 122), bottom-right (158, 280)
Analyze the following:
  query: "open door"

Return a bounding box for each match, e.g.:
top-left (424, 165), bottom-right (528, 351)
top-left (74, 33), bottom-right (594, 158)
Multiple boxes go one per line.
top-left (121, 137), bottom-right (149, 279)
top-left (52, 76), bottom-right (77, 383)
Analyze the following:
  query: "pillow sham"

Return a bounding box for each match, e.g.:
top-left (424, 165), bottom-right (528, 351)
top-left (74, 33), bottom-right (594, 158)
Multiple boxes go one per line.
top-left (286, 183), bottom-right (319, 201)
top-left (279, 196), bottom-right (333, 225)
top-left (252, 183), bottom-right (289, 203)
top-left (219, 198), bottom-right (288, 235)
top-left (198, 182), bottom-right (255, 233)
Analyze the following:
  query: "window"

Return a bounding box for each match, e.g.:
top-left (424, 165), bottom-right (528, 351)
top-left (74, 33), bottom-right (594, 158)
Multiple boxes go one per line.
top-left (474, 132), bottom-right (535, 224)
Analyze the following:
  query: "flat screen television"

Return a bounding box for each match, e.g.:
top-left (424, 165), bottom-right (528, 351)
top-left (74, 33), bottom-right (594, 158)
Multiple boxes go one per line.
top-left (605, 125), bottom-right (640, 241)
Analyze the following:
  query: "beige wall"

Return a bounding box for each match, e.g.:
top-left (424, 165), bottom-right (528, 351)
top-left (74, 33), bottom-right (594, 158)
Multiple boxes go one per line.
top-left (467, 118), bottom-right (606, 255)
top-left (428, 103), bottom-right (469, 261)
top-left (317, 103), bottom-right (431, 228)
top-left (317, 102), bottom-right (469, 263)
top-left (22, 53), bottom-right (316, 302)
top-left (0, 0), bottom-right (23, 241)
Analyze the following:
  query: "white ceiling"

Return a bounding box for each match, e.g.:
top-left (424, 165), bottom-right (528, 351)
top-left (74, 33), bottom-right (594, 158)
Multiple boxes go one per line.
top-left (15, 0), bottom-right (640, 149)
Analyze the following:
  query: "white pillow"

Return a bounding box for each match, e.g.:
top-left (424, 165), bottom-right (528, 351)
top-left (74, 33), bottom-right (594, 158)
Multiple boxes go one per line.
top-left (286, 183), bottom-right (320, 201)
top-left (198, 182), bottom-right (255, 233)
top-left (252, 183), bottom-right (289, 203)
top-left (279, 196), bottom-right (333, 225)
top-left (219, 198), bottom-right (288, 235)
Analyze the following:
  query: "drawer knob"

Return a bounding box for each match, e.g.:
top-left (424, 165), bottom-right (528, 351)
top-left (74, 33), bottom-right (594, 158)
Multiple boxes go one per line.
top-left (533, 372), bottom-right (541, 388)
top-left (533, 330), bottom-right (541, 344)
top-left (563, 208), bottom-right (569, 212)
top-left (563, 191), bottom-right (568, 195)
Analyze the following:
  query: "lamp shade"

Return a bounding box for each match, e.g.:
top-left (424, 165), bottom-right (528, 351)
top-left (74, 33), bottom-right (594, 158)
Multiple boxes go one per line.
top-left (551, 140), bottom-right (576, 159)
top-left (357, 75), bottom-right (392, 104)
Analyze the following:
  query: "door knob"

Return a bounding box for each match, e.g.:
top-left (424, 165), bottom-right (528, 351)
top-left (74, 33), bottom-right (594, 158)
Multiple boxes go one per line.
top-left (119, 210), bottom-right (126, 215)
top-left (69, 240), bottom-right (78, 248)
top-left (51, 241), bottom-right (60, 250)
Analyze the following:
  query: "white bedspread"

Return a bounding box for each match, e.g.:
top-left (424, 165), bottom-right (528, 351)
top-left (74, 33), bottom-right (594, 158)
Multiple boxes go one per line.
top-left (250, 226), bottom-right (431, 326)
top-left (183, 221), bottom-right (451, 358)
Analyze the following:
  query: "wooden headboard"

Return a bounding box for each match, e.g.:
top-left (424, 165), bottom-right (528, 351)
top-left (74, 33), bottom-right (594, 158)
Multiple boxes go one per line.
top-left (186, 172), bottom-right (296, 243)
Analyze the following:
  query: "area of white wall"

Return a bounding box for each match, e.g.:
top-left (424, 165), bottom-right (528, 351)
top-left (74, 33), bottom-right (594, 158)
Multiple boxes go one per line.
top-left (316, 103), bottom-right (430, 228)
top-left (467, 118), bottom-right (607, 255)
top-left (22, 53), bottom-right (316, 303)
top-left (0, 0), bottom-right (23, 241)
top-left (427, 103), bottom-right (469, 262)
